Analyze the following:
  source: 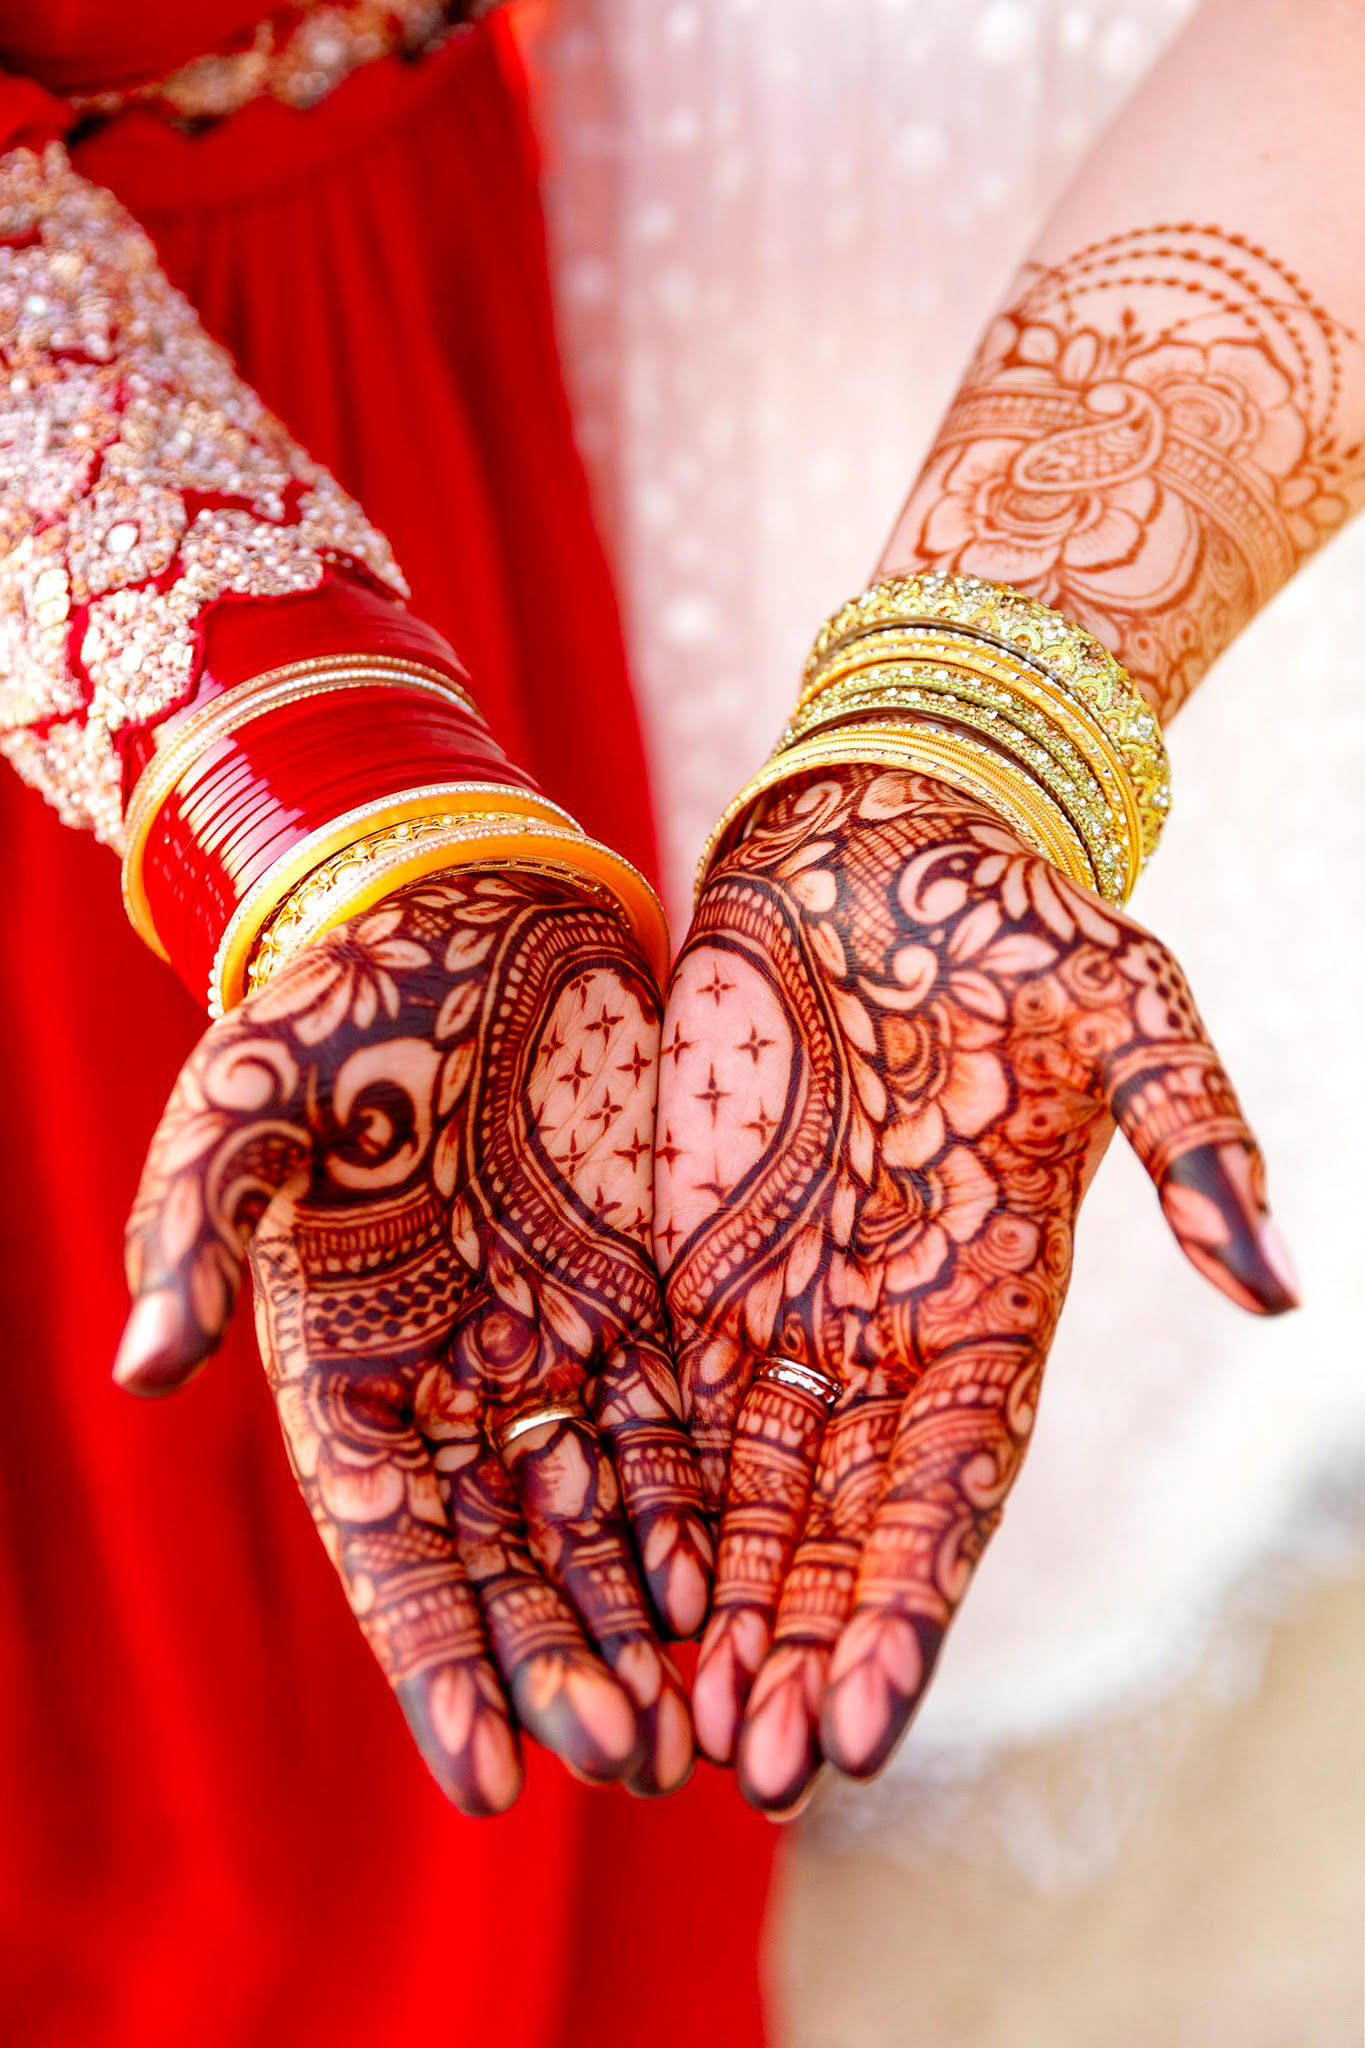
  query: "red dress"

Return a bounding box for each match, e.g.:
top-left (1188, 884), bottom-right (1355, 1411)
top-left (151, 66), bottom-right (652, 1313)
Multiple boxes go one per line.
top-left (0, 9), bottom-right (774, 2043)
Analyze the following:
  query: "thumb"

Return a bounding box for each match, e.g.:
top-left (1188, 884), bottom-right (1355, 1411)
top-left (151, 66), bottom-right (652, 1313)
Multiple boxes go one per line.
top-left (115, 1032), bottom-right (312, 1394)
top-left (1100, 951), bottom-right (1298, 1317)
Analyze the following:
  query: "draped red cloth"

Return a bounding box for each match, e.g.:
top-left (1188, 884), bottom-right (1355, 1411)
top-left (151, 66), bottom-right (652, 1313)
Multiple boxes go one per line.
top-left (0, 11), bottom-right (775, 2043)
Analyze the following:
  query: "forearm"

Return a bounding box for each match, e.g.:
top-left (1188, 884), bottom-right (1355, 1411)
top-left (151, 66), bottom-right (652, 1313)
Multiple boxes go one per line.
top-left (878, 0), bottom-right (1365, 720)
top-left (1, 140), bottom-right (665, 1006)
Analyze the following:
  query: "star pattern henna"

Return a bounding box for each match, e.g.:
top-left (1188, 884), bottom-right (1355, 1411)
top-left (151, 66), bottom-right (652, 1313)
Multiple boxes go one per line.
top-left (617, 1042), bottom-right (652, 1088)
top-left (662, 1025), bottom-right (694, 1066)
top-left (694, 1064), bottom-right (731, 1127)
top-left (119, 871), bottom-right (711, 1814)
top-left (657, 765), bottom-right (1295, 1814)
top-left (743, 1104), bottom-right (779, 1146)
top-left (654, 1127), bottom-right (682, 1173)
top-left (883, 224), bottom-right (1365, 717)
top-left (615, 1129), bottom-right (652, 1174)
top-left (696, 967), bottom-right (735, 1007)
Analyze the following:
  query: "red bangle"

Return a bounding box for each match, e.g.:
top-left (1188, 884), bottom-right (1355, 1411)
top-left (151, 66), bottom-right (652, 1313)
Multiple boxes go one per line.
top-left (112, 574), bottom-right (644, 1010)
top-left (121, 577), bottom-right (473, 793)
top-left (148, 694), bottom-right (534, 994)
top-left (124, 656), bottom-right (551, 1003)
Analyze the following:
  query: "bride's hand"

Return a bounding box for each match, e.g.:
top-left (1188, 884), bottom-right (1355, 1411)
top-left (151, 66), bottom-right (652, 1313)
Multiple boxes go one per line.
top-left (115, 870), bottom-right (709, 1814)
top-left (656, 767), bottom-right (1295, 1814)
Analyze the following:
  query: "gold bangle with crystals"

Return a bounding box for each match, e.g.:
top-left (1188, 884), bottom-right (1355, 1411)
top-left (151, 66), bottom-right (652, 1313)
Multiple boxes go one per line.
top-left (223, 809), bottom-right (670, 1015)
top-left (121, 653), bottom-right (484, 955)
top-left (802, 572), bottom-right (1170, 869)
top-left (208, 780), bottom-right (580, 1011)
top-left (696, 721), bottom-right (1096, 898)
top-left (793, 622), bottom-right (1143, 890)
top-left (785, 669), bottom-right (1125, 900)
top-left (790, 669), bottom-right (1109, 815)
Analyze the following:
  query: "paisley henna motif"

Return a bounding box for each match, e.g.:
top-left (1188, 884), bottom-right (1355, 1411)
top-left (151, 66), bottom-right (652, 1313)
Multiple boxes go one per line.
top-left (117, 870), bottom-right (708, 1813)
top-left (883, 225), bottom-right (1365, 716)
top-left (657, 766), bottom-right (1295, 1814)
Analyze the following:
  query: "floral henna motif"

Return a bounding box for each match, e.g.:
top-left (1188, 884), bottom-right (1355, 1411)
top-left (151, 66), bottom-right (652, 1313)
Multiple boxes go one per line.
top-left (883, 225), bottom-right (1365, 716)
top-left (117, 870), bottom-right (707, 1813)
top-left (656, 766), bottom-right (1296, 1813)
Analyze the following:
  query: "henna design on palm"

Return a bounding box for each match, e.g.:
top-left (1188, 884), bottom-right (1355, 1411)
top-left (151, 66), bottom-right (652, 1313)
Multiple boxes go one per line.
top-left (116, 871), bottom-right (709, 1815)
top-left (657, 767), bottom-right (1295, 1815)
top-left (884, 224), bottom-right (1365, 717)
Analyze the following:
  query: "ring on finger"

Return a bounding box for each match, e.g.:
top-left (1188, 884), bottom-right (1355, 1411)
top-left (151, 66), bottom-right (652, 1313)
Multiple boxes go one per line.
top-left (752, 1358), bottom-right (839, 1407)
top-left (498, 1402), bottom-right (582, 1456)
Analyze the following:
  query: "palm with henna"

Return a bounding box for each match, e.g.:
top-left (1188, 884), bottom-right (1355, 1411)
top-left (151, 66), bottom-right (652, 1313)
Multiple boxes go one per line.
top-left (115, 869), bottom-right (710, 1815)
top-left (656, 766), bottom-right (1297, 1815)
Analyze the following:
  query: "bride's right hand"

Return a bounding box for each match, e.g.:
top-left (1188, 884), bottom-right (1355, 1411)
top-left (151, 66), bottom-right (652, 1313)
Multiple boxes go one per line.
top-left (114, 868), bottom-right (710, 1814)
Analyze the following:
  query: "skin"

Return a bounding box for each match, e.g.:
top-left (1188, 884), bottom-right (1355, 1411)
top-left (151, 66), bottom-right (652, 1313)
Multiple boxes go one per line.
top-left (658, 767), bottom-right (1296, 1814)
top-left (880, 222), bottom-right (1365, 720)
top-left (658, 0), bottom-right (1365, 1810)
top-left (114, 869), bottom-right (709, 1815)
top-left (112, 0), bottom-right (1365, 1826)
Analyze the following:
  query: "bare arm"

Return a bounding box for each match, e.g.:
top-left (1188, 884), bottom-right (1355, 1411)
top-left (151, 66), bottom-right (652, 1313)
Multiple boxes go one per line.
top-left (880, 0), bottom-right (1365, 718)
top-left (663, 0), bottom-right (1353, 1810)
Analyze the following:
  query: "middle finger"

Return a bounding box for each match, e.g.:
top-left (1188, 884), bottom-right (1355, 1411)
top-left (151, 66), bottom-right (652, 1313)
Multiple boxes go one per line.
top-left (735, 1391), bottom-right (901, 1811)
top-left (501, 1384), bottom-right (694, 1797)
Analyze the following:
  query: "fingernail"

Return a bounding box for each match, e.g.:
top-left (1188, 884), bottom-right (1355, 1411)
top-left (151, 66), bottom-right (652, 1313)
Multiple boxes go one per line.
top-left (1255, 1217), bottom-right (1301, 1313)
top-left (692, 1657), bottom-right (743, 1764)
top-left (763, 1766), bottom-right (825, 1825)
top-left (660, 1544), bottom-right (710, 1640)
top-left (112, 1290), bottom-right (190, 1394)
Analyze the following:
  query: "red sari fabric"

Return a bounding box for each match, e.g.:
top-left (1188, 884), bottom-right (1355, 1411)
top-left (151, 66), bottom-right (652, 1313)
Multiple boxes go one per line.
top-left (0, 14), bottom-right (774, 2044)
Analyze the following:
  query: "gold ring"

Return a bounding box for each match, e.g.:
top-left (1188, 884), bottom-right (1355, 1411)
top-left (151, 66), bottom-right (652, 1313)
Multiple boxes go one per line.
top-left (753, 1358), bottom-right (840, 1406)
top-left (498, 1403), bottom-right (582, 1454)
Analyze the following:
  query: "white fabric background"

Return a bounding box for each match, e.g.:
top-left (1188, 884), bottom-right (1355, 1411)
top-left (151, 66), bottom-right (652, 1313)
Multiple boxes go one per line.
top-left (530, 0), bottom-right (1365, 1871)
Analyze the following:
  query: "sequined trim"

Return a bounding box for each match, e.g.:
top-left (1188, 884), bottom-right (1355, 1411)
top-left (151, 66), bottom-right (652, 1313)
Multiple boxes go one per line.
top-left (0, 144), bottom-right (407, 847)
top-left (69, 1), bottom-right (504, 128)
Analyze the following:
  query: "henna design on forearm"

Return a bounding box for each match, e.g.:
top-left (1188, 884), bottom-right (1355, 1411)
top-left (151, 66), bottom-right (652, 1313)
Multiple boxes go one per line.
top-left (119, 871), bottom-right (707, 1813)
top-left (658, 766), bottom-right (1294, 1812)
top-left (883, 225), bottom-right (1365, 716)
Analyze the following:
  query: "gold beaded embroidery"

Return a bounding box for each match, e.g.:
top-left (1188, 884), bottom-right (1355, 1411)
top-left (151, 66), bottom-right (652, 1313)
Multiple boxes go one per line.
top-left (69, 1), bottom-right (505, 128)
top-left (242, 809), bottom-right (566, 995)
top-left (0, 144), bottom-right (408, 847)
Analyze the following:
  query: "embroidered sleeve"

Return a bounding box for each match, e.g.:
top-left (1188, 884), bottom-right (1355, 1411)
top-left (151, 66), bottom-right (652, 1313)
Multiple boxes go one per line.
top-left (0, 141), bottom-right (408, 848)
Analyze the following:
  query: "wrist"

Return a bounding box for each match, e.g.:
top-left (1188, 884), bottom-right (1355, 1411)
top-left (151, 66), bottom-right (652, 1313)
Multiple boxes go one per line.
top-left (700, 571), bottom-right (1168, 907)
top-left (122, 580), bottom-right (541, 1008)
top-left (241, 811), bottom-right (669, 1000)
top-left (122, 578), bottom-right (471, 794)
top-left (120, 581), bottom-right (669, 1009)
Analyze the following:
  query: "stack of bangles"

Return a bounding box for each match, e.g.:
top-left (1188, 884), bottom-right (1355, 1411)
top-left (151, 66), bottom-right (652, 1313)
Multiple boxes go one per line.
top-left (121, 613), bottom-right (670, 1014)
top-left (697, 571), bottom-right (1172, 906)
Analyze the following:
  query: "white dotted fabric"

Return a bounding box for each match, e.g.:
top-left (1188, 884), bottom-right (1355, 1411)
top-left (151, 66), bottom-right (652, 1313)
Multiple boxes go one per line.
top-left (530, 0), bottom-right (1365, 1873)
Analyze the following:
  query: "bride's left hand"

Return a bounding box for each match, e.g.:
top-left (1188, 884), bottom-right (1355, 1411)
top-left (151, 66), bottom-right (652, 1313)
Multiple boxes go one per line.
top-left (656, 764), bottom-right (1297, 1814)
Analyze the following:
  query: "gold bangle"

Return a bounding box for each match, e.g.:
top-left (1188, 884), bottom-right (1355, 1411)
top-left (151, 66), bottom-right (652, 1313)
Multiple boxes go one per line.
top-left (696, 722), bottom-right (1096, 898)
top-left (708, 724), bottom-right (1094, 888)
top-left (220, 813), bottom-right (671, 1014)
top-left (784, 671), bottom-right (1125, 899)
top-left (823, 724), bottom-right (1098, 886)
top-left (791, 671), bottom-right (1109, 813)
top-left (121, 655), bottom-right (484, 955)
top-left (209, 781), bottom-right (580, 1009)
top-left (242, 808), bottom-right (623, 995)
top-left (802, 573), bottom-right (1170, 868)
top-left (793, 622), bottom-right (1143, 888)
